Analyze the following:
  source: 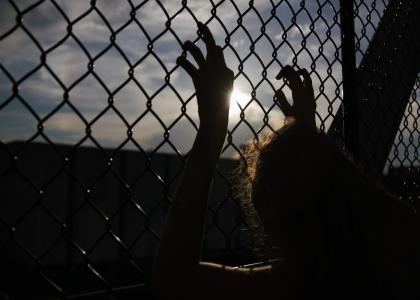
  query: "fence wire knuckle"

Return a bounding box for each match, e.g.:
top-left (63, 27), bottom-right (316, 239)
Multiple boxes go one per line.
top-left (0, 0), bottom-right (419, 298)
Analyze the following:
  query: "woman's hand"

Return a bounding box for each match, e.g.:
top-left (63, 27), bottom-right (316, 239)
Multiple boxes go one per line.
top-left (177, 22), bottom-right (234, 132)
top-left (275, 65), bottom-right (316, 128)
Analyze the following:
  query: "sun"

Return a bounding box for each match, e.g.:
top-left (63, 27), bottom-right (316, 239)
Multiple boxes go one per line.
top-left (229, 89), bottom-right (250, 117)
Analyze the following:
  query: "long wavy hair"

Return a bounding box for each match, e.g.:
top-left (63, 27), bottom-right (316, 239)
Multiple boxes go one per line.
top-left (235, 118), bottom-right (420, 297)
top-left (233, 128), bottom-right (277, 258)
top-left (234, 118), bottom-right (378, 258)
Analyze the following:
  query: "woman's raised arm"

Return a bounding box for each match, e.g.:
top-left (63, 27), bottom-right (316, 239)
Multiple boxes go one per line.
top-left (150, 21), bottom-right (233, 293)
top-left (151, 23), bottom-right (292, 299)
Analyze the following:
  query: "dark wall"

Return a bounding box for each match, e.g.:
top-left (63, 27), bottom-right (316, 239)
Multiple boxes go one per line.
top-left (0, 142), bottom-right (247, 269)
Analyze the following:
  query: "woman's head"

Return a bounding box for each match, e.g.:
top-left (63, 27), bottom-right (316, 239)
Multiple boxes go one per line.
top-left (237, 119), bottom-right (395, 293)
top-left (252, 121), bottom-right (334, 215)
top-left (237, 119), bottom-right (349, 257)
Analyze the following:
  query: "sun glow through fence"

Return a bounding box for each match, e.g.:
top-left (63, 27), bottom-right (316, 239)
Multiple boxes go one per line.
top-left (229, 89), bottom-right (251, 118)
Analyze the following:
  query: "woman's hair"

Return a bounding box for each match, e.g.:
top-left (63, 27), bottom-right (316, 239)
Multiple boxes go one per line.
top-left (234, 119), bottom-right (326, 257)
top-left (233, 128), bottom-right (278, 258)
top-left (234, 118), bottom-right (374, 258)
top-left (235, 120), bottom-right (420, 296)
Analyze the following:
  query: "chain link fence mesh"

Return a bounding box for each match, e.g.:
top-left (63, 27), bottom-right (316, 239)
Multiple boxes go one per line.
top-left (0, 0), bottom-right (418, 298)
top-left (352, 0), bottom-right (419, 207)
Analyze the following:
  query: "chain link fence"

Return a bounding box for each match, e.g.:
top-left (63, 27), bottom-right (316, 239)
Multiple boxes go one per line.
top-left (352, 0), bottom-right (419, 206)
top-left (0, 0), bottom-right (418, 298)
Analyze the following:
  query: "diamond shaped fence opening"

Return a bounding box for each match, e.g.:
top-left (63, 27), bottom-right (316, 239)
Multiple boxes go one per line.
top-left (0, 1), bottom-right (419, 299)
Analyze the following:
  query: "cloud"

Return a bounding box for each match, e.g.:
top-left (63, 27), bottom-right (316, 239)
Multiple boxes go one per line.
top-left (1, 1), bottom-right (416, 164)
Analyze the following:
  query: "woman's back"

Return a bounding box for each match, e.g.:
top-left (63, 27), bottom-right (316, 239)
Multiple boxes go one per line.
top-left (380, 193), bottom-right (420, 298)
top-left (254, 122), bottom-right (420, 299)
top-left (286, 188), bottom-right (420, 299)
top-left (316, 181), bottom-right (419, 299)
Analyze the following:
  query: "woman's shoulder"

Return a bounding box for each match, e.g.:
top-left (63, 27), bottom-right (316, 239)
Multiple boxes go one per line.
top-left (193, 258), bottom-right (293, 299)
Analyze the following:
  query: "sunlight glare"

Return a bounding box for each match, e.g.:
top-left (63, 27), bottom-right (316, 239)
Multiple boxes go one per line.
top-left (229, 89), bottom-right (250, 117)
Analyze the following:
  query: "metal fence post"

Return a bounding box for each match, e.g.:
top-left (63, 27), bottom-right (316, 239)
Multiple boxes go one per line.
top-left (339, 0), bottom-right (359, 158)
top-left (330, 0), bottom-right (420, 176)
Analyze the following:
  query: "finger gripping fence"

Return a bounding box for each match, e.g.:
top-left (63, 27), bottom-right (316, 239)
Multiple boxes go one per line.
top-left (0, 0), bottom-right (419, 298)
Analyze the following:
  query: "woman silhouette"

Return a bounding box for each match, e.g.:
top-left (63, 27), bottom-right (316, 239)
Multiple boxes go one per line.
top-left (151, 22), bottom-right (420, 299)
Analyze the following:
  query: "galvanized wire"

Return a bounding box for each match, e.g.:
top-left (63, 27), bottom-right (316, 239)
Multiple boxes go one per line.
top-left (0, 0), bottom-right (418, 298)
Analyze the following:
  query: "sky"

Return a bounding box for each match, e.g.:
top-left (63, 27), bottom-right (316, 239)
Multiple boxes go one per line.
top-left (0, 0), bottom-right (418, 166)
